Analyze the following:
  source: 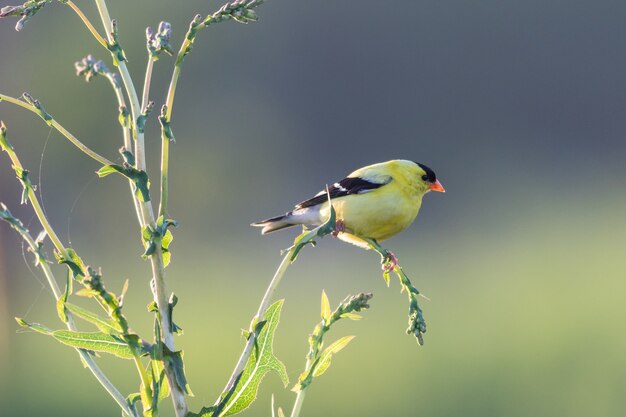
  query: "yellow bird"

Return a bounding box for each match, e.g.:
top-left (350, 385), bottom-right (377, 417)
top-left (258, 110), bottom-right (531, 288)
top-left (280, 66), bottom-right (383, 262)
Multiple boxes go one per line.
top-left (252, 160), bottom-right (445, 257)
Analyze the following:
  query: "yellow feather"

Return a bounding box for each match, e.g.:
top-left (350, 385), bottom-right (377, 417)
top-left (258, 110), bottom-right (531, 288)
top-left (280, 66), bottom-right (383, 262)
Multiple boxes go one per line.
top-left (317, 160), bottom-right (429, 246)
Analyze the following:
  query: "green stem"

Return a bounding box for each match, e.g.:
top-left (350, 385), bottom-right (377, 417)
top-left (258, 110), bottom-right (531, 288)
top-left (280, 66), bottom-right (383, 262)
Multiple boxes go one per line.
top-left (0, 93), bottom-right (114, 166)
top-left (0, 168), bottom-right (136, 417)
top-left (2, 142), bottom-right (65, 257)
top-left (364, 238), bottom-right (427, 345)
top-left (65, 1), bottom-right (108, 48)
top-left (102, 73), bottom-right (131, 150)
top-left (100, 72), bottom-right (145, 227)
top-left (94, 0), bottom-right (146, 171)
top-left (158, 130), bottom-right (169, 218)
top-left (216, 250), bottom-right (293, 405)
top-left (158, 42), bottom-right (184, 218)
top-left (93, 2), bottom-right (188, 416)
top-left (218, 199), bottom-right (337, 403)
top-left (141, 59), bottom-right (154, 113)
top-left (289, 388), bottom-right (307, 417)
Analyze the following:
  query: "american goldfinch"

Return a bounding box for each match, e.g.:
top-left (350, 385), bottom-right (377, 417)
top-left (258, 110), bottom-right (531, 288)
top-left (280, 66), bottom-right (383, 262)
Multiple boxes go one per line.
top-left (252, 160), bottom-right (444, 250)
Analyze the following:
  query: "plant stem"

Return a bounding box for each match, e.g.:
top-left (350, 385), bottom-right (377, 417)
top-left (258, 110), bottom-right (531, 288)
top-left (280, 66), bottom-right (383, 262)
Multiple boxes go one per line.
top-left (216, 250), bottom-right (292, 404)
top-left (158, 128), bottom-right (169, 218)
top-left (94, 0), bottom-right (146, 171)
top-left (158, 51), bottom-right (181, 218)
top-left (101, 73), bottom-right (131, 149)
top-left (141, 59), bottom-right (154, 113)
top-left (35, 241), bottom-right (137, 417)
top-left (93, 2), bottom-right (188, 415)
top-left (0, 93), bottom-right (114, 166)
top-left (0, 161), bottom-right (136, 417)
top-left (65, 1), bottom-right (108, 48)
top-left (289, 387), bottom-right (307, 417)
top-left (97, 72), bottom-right (146, 228)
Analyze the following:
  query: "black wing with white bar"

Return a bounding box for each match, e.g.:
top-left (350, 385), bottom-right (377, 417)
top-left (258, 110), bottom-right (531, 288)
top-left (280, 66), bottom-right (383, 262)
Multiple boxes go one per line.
top-left (295, 176), bottom-right (391, 209)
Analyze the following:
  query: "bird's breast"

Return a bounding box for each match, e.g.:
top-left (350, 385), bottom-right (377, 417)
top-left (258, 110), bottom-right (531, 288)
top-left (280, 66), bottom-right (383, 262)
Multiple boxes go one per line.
top-left (319, 185), bottom-right (423, 241)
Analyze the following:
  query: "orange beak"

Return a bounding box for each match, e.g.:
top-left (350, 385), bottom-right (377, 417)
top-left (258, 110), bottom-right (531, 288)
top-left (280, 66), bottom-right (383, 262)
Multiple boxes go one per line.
top-left (429, 180), bottom-right (445, 193)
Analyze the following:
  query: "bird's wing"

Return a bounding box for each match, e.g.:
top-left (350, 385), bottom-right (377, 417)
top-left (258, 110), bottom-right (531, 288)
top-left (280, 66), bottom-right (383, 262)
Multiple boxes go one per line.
top-left (295, 175), bottom-right (392, 210)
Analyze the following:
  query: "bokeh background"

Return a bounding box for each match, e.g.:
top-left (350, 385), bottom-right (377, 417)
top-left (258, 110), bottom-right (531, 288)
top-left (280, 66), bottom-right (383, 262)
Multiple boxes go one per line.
top-left (1, 0), bottom-right (626, 416)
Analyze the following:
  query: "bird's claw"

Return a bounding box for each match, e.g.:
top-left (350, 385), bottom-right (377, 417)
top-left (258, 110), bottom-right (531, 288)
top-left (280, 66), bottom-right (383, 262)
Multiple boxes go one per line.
top-left (382, 250), bottom-right (398, 272)
top-left (332, 219), bottom-right (347, 237)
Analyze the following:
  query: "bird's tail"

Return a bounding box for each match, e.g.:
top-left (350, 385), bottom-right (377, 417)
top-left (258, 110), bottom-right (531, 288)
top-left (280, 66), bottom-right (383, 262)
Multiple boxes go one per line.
top-left (251, 213), bottom-right (299, 234)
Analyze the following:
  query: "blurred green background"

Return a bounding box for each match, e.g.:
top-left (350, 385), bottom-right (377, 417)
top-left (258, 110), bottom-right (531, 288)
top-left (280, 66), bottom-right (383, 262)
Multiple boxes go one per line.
top-left (1, 0), bottom-right (626, 416)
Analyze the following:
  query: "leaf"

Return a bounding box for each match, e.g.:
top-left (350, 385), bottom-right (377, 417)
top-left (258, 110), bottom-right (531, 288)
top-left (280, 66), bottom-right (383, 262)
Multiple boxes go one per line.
top-left (126, 393), bottom-right (141, 413)
top-left (96, 164), bottom-right (151, 202)
top-left (56, 271), bottom-right (73, 323)
top-left (164, 348), bottom-right (193, 396)
top-left (382, 269), bottom-right (391, 287)
top-left (320, 290), bottom-right (331, 322)
top-left (186, 406), bottom-right (216, 417)
top-left (75, 288), bottom-right (100, 298)
top-left (162, 229), bottom-right (173, 267)
top-left (15, 318), bottom-right (51, 335)
top-left (52, 330), bottom-right (136, 359)
top-left (340, 313), bottom-right (362, 321)
top-left (55, 248), bottom-right (86, 280)
top-left (220, 300), bottom-right (288, 416)
top-left (96, 165), bottom-right (120, 177)
top-left (150, 359), bottom-right (170, 402)
top-left (65, 303), bottom-right (123, 334)
top-left (312, 335), bottom-right (355, 378)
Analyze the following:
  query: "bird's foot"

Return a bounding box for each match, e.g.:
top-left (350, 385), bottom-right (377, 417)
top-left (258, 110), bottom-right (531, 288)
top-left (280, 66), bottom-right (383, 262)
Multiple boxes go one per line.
top-left (332, 219), bottom-right (347, 237)
top-left (382, 250), bottom-right (398, 272)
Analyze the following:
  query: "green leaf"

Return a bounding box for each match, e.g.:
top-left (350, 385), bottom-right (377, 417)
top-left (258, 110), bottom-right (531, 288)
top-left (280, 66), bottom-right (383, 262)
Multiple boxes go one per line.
top-left (382, 269), bottom-right (391, 287)
top-left (15, 318), bottom-right (51, 335)
top-left (65, 303), bottom-right (123, 334)
top-left (162, 229), bottom-right (173, 267)
top-left (75, 288), bottom-right (100, 298)
top-left (220, 300), bottom-right (288, 416)
top-left (186, 406), bottom-right (216, 417)
top-left (320, 290), bottom-right (331, 322)
top-left (149, 359), bottom-right (170, 402)
top-left (52, 330), bottom-right (136, 359)
top-left (96, 164), bottom-right (151, 202)
top-left (0, 121), bottom-right (11, 151)
top-left (312, 335), bottom-right (355, 378)
top-left (55, 248), bottom-right (86, 280)
top-left (126, 393), bottom-right (141, 414)
top-left (340, 312), bottom-right (362, 321)
top-left (164, 348), bottom-right (193, 396)
top-left (96, 164), bottom-right (120, 177)
top-left (56, 271), bottom-right (73, 323)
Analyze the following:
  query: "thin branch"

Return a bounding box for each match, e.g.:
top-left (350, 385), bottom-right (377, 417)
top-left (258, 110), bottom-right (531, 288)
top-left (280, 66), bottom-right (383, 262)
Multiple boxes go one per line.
top-left (0, 128), bottom-right (137, 417)
top-left (65, 1), bottom-right (108, 48)
top-left (141, 59), bottom-right (154, 114)
top-left (215, 201), bottom-right (337, 413)
top-left (0, 93), bottom-right (114, 166)
top-left (217, 252), bottom-right (292, 403)
top-left (94, 0), bottom-right (146, 171)
top-left (93, 2), bottom-right (187, 416)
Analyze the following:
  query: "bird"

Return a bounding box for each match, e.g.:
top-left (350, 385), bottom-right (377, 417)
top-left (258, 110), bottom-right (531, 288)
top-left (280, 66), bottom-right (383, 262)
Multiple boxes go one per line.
top-left (252, 160), bottom-right (444, 266)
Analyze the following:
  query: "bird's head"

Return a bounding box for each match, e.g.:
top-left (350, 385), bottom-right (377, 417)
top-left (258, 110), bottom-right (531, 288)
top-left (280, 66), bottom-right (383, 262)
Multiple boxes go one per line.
top-left (413, 161), bottom-right (445, 194)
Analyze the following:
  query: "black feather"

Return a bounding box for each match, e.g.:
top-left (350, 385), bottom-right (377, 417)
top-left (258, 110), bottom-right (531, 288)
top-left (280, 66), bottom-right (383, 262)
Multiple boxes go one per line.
top-left (295, 177), bottom-right (388, 209)
top-left (416, 162), bottom-right (437, 183)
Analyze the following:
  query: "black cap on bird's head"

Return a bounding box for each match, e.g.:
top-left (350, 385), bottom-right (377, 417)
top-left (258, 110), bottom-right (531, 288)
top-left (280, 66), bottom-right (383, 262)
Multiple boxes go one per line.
top-left (415, 162), bottom-right (445, 193)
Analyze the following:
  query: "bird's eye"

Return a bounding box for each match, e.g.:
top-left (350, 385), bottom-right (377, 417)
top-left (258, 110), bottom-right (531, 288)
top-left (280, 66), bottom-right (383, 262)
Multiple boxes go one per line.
top-left (421, 175), bottom-right (429, 181)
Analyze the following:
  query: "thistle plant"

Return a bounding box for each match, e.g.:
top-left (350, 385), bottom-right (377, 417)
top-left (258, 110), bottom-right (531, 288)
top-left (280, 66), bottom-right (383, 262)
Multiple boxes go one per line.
top-left (1, 2), bottom-right (432, 416)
